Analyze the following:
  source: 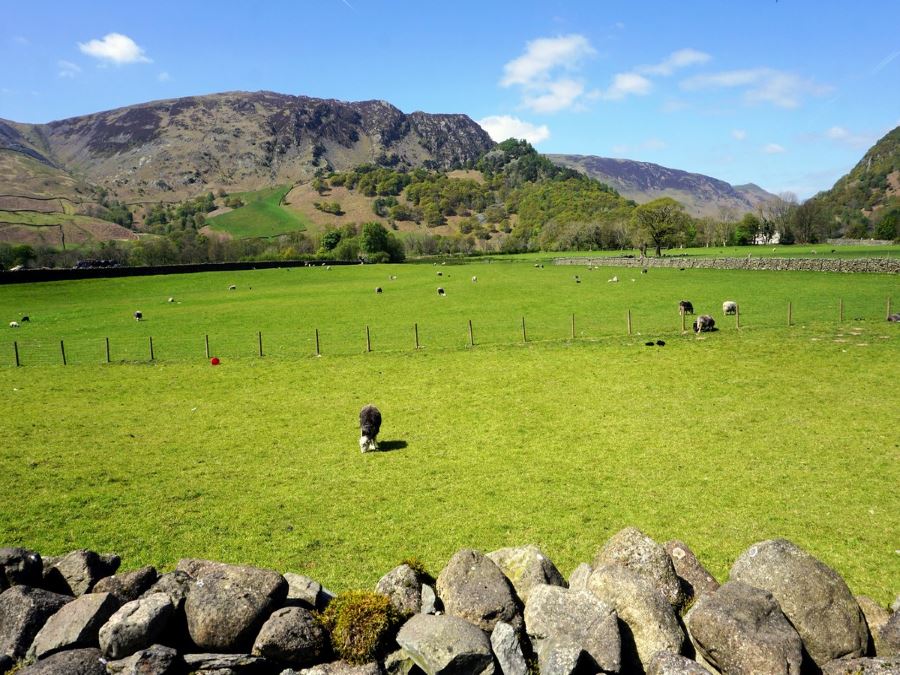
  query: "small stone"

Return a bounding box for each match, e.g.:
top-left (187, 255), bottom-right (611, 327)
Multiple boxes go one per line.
top-left (419, 585), bottom-right (437, 615)
top-left (821, 656), bottom-right (900, 674)
top-left (92, 567), bottom-right (158, 604)
top-left (646, 651), bottom-right (712, 675)
top-left (251, 606), bottom-right (328, 667)
top-left (17, 647), bottom-right (106, 674)
top-left (43, 550), bottom-right (120, 597)
top-left (284, 573), bottom-right (333, 611)
top-left (104, 644), bottom-right (179, 674)
top-left (99, 592), bottom-right (174, 660)
top-left (664, 540), bottom-right (719, 604)
top-left (396, 613), bottom-right (494, 675)
top-left (880, 611), bottom-right (900, 656)
top-left (376, 565), bottom-right (422, 617)
top-left (490, 621), bottom-right (527, 675)
top-left (27, 592), bottom-right (121, 660)
top-left (436, 549), bottom-right (521, 633)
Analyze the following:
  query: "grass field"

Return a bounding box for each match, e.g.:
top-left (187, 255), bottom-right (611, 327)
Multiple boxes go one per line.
top-left (0, 263), bottom-right (898, 604)
top-left (206, 185), bottom-right (309, 239)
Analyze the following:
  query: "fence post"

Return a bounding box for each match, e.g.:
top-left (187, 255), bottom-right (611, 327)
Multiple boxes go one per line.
top-left (521, 317), bottom-right (527, 343)
top-left (149, 336), bottom-right (155, 361)
top-left (365, 325), bottom-right (371, 353)
top-left (571, 313), bottom-right (575, 339)
top-left (60, 340), bottom-right (67, 366)
top-left (315, 329), bottom-right (320, 356)
top-left (468, 319), bottom-right (474, 347)
top-left (205, 334), bottom-right (210, 359)
top-left (788, 301), bottom-right (793, 326)
top-left (14, 341), bottom-right (20, 367)
top-left (414, 323), bottom-right (419, 350)
top-left (735, 304), bottom-right (741, 330)
top-left (839, 298), bottom-right (844, 322)
top-left (258, 331), bottom-right (263, 357)
top-left (627, 309), bottom-right (632, 335)
top-left (105, 337), bottom-right (110, 363)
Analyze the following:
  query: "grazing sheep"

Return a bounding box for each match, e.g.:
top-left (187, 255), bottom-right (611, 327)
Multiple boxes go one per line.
top-left (574, 275), bottom-right (580, 283)
top-left (656, 340), bottom-right (665, 346)
top-left (437, 271), bottom-right (443, 276)
top-left (679, 300), bottom-right (694, 315)
top-left (471, 276), bottom-right (477, 283)
top-left (133, 311), bottom-right (143, 321)
top-left (9, 321), bottom-right (19, 328)
top-left (437, 287), bottom-right (445, 296)
top-left (534, 263), bottom-right (540, 268)
top-left (693, 315), bottom-right (716, 333)
top-left (641, 268), bottom-right (648, 274)
top-left (20, 316), bottom-right (29, 322)
top-left (390, 275), bottom-right (397, 280)
top-left (723, 301), bottom-right (737, 315)
top-left (229, 285), bottom-right (236, 290)
top-left (327, 266), bottom-right (332, 270)
top-left (375, 287), bottom-right (383, 294)
top-left (168, 297), bottom-right (175, 303)
top-left (608, 276), bottom-right (618, 283)
top-left (888, 313), bottom-right (900, 322)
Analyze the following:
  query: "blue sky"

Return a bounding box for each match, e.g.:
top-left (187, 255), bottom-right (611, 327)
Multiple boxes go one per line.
top-left (2, 0), bottom-right (898, 198)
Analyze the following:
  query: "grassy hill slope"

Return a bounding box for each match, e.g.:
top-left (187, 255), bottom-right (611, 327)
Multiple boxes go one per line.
top-left (205, 185), bottom-right (309, 238)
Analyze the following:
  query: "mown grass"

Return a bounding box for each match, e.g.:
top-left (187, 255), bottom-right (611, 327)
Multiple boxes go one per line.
top-left (504, 243), bottom-right (900, 261)
top-left (206, 185), bottom-right (309, 239)
top-left (0, 263), bottom-right (897, 604)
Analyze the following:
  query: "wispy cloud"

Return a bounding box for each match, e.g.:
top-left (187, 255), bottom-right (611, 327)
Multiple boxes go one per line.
top-left (477, 115), bottom-right (550, 144)
top-left (78, 33), bottom-right (151, 65)
top-left (681, 68), bottom-right (832, 108)
top-left (600, 72), bottom-right (652, 101)
top-left (872, 50), bottom-right (900, 75)
top-left (637, 48), bottom-right (710, 76)
top-left (763, 143), bottom-right (786, 154)
top-left (157, 71), bottom-right (171, 82)
top-left (732, 129), bottom-right (747, 141)
top-left (501, 34), bottom-right (596, 113)
top-left (57, 60), bottom-right (82, 79)
top-left (823, 126), bottom-right (873, 149)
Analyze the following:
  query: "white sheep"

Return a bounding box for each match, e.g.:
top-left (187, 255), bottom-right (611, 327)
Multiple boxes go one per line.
top-left (608, 276), bottom-right (618, 283)
top-left (471, 276), bottom-right (477, 283)
top-left (229, 285), bottom-right (236, 290)
top-left (134, 311), bottom-right (143, 321)
top-left (723, 301), bottom-right (737, 315)
top-left (167, 297), bottom-right (175, 303)
top-left (9, 321), bottom-right (19, 328)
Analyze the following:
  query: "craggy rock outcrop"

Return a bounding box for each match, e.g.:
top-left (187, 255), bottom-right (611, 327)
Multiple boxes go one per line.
top-left (729, 539), bottom-right (869, 667)
top-left (436, 549), bottom-right (522, 633)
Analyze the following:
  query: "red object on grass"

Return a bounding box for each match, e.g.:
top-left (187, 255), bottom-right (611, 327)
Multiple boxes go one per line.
top-left (210, 357), bottom-right (220, 365)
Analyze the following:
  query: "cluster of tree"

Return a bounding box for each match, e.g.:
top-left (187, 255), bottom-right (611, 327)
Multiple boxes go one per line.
top-left (142, 193), bottom-right (218, 234)
top-left (313, 201), bottom-right (343, 215)
top-left (317, 222), bottom-right (405, 263)
top-left (82, 188), bottom-right (134, 228)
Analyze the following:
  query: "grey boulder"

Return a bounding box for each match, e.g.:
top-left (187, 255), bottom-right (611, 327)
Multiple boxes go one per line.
top-left (284, 573), bottom-right (334, 611)
top-left (587, 564), bottom-right (685, 671)
top-left (567, 564), bottom-right (592, 593)
top-left (284, 661), bottom-right (384, 674)
top-left (664, 540), bottom-right (719, 604)
top-left (177, 558), bottom-right (288, 652)
top-left (104, 643), bottom-right (180, 674)
top-left (729, 539), bottom-right (869, 666)
top-left (487, 545), bottom-right (566, 604)
top-left (17, 647), bottom-right (106, 674)
top-left (99, 592), bottom-right (174, 660)
top-left (534, 641), bottom-right (589, 675)
top-left (0, 548), bottom-right (43, 590)
top-left (821, 656), bottom-right (900, 674)
top-left (879, 611), bottom-right (900, 656)
top-left (686, 580), bottom-right (803, 674)
top-left (27, 591), bottom-right (120, 659)
top-left (593, 527), bottom-right (685, 609)
top-left (43, 550), bottom-right (119, 597)
top-left (396, 613), bottom-right (495, 674)
top-left (93, 567), bottom-right (159, 604)
top-left (181, 651), bottom-right (271, 671)
top-left (376, 565), bottom-right (423, 617)
top-left (523, 584), bottom-right (620, 673)
top-left (251, 606), bottom-right (329, 666)
top-left (490, 621), bottom-right (527, 675)
top-left (646, 651), bottom-right (712, 674)
top-left (436, 549), bottom-right (521, 633)
top-left (855, 596), bottom-right (890, 655)
top-left (0, 586), bottom-right (72, 661)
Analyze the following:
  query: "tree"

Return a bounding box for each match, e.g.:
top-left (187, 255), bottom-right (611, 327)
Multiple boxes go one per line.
top-left (630, 198), bottom-right (690, 256)
top-left (792, 199), bottom-right (826, 243)
top-left (360, 222), bottom-right (389, 256)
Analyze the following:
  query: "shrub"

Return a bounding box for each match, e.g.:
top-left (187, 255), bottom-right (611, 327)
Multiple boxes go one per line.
top-left (319, 591), bottom-right (401, 664)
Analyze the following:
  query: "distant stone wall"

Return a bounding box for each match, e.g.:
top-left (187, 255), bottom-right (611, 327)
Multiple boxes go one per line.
top-left (827, 238), bottom-right (894, 246)
top-left (554, 256), bottom-right (900, 274)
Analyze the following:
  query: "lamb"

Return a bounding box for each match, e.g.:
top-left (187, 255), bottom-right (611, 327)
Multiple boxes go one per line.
top-left (168, 297), bottom-right (175, 303)
top-left (723, 301), bottom-right (737, 315)
top-left (9, 321), bottom-right (19, 328)
top-left (693, 315), bottom-right (716, 333)
top-left (679, 300), bottom-right (694, 315)
top-left (437, 271), bottom-right (443, 276)
top-left (375, 287), bottom-right (383, 294)
top-left (359, 404), bottom-right (382, 453)
top-left (608, 276), bottom-right (618, 283)
top-left (20, 316), bottom-right (29, 322)
top-left (437, 287), bottom-right (446, 296)
top-left (133, 311), bottom-right (143, 321)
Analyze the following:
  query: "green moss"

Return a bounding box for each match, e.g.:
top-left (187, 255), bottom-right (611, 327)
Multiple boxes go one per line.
top-left (319, 590), bottom-right (401, 664)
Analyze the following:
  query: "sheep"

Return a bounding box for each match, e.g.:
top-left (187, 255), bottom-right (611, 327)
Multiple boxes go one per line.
top-left (437, 287), bottom-right (446, 296)
top-left (888, 313), bottom-right (900, 322)
top-left (679, 300), bottom-right (694, 315)
top-left (375, 287), bottom-right (383, 294)
top-left (133, 311), bottom-right (143, 321)
top-left (693, 315), bottom-right (716, 333)
top-left (390, 275), bottom-right (397, 280)
top-left (229, 285), bottom-right (237, 290)
top-left (471, 276), bottom-right (478, 283)
top-left (437, 271), bottom-right (443, 276)
top-left (574, 275), bottom-right (580, 283)
top-left (168, 297), bottom-right (175, 303)
top-left (608, 276), bottom-right (618, 283)
top-left (723, 301), bottom-right (737, 315)
top-left (641, 268), bottom-right (648, 274)
top-left (359, 404), bottom-right (382, 453)
top-left (20, 316), bottom-right (29, 322)
top-left (9, 321), bottom-right (19, 328)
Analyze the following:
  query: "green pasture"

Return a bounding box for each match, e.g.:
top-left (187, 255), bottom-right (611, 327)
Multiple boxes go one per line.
top-left (0, 263), bottom-right (897, 604)
top-left (206, 185), bottom-right (309, 239)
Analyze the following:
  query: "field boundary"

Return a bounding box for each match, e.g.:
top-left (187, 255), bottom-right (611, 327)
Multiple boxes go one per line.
top-left (554, 256), bottom-right (900, 273)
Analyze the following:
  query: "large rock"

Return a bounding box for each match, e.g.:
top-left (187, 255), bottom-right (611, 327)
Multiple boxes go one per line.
top-left (855, 596), bottom-right (890, 655)
top-left (251, 606), bottom-right (328, 666)
top-left (567, 564), bottom-right (592, 593)
top-left (181, 651), bottom-right (271, 672)
top-left (664, 540), bottom-right (719, 604)
top-left (523, 584), bottom-right (620, 673)
top-left (821, 656), bottom-right (900, 674)
top-left (17, 647), bottom-right (106, 674)
top-left (879, 611), bottom-right (900, 656)
top-left (382, 648), bottom-right (421, 675)
top-left (104, 643), bottom-right (180, 674)
top-left (435, 549), bottom-right (521, 633)
top-left (0, 586), bottom-right (72, 661)
top-left (376, 565), bottom-right (422, 617)
top-left (99, 592), bottom-right (174, 660)
top-left (646, 651), bottom-right (711, 674)
top-left (176, 558), bottom-right (288, 652)
top-left (587, 564), bottom-right (684, 671)
top-left (285, 662), bottom-right (383, 674)
top-left (92, 567), bottom-right (158, 604)
top-left (535, 641), bottom-right (589, 675)
top-left (686, 581), bottom-right (803, 674)
top-left (43, 550), bottom-right (119, 597)
top-left (487, 545), bottom-right (566, 604)
top-left (490, 621), bottom-right (527, 675)
top-left (396, 613), bottom-right (495, 674)
top-left (141, 571), bottom-right (191, 651)
top-left (729, 539), bottom-right (869, 666)
top-left (0, 548), bottom-right (43, 590)
top-left (593, 527), bottom-right (685, 609)
top-left (27, 592), bottom-right (120, 659)
top-left (284, 573), bottom-right (334, 611)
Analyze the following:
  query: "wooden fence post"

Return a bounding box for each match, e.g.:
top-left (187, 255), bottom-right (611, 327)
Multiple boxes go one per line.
top-left (627, 309), bottom-right (632, 335)
top-left (105, 337), bottom-right (110, 363)
top-left (788, 301), bottom-right (793, 326)
top-left (258, 331), bottom-right (263, 357)
top-left (365, 325), bottom-right (371, 352)
top-left (149, 336), bottom-right (155, 361)
top-left (521, 317), bottom-right (527, 343)
top-left (414, 323), bottom-right (419, 349)
top-left (468, 319), bottom-right (474, 347)
top-left (60, 340), bottom-right (67, 366)
top-left (315, 329), bottom-right (320, 356)
top-left (205, 334), bottom-right (210, 359)
top-left (14, 341), bottom-right (19, 367)
top-left (571, 313), bottom-right (575, 339)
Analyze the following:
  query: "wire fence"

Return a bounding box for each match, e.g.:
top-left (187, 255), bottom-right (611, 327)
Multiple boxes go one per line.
top-left (4, 296), bottom-right (894, 368)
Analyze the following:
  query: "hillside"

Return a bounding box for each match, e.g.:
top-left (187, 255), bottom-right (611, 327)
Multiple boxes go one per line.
top-left (547, 154), bottom-right (777, 217)
top-left (811, 125), bottom-right (899, 238)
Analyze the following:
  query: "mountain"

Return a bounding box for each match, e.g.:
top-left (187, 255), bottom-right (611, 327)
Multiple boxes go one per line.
top-left (546, 154), bottom-right (777, 217)
top-left (1, 91), bottom-right (494, 204)
top-left (810, 126), bottom-right (899, 236)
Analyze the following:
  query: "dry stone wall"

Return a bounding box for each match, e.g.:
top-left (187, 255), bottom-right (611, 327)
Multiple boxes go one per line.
top-left (554, 256), bottom-right (900, 273)
top-left (1, 532), bottom-right (898, 674)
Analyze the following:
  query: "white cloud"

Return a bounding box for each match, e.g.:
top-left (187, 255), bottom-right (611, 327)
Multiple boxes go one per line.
top-left (600, 72), bottom-right (652, 100)
top-left (731, 129), bottom-right (747, 141)
top-left (58, 60), bottom-right (82, 78)
top-left (637, 48), bottom-right (711, 76)
top-left (158, 71), bottom-right (171, 82)
top-left (522, 79), bottom-right (585, 113)
top-left (763, 143), bottom-right (786, 154)
top-left (823, 125), bottom-right (872, 148)
top-left (78, 33), bottom-right (151, 65)
top-left (681, 68), bottom-right (832, 109)
top-left (477, 115), bottom-right (551, 144)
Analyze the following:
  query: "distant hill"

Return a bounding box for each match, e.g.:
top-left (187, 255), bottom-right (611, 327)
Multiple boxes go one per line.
top-left (546, 154), bottom-right (777, 217)
top-left (810, 126), bottom-right (899, 237)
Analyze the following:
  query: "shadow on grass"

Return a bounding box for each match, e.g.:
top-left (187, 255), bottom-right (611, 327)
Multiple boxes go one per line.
top-left (377, 440), bottom-right (408, 452)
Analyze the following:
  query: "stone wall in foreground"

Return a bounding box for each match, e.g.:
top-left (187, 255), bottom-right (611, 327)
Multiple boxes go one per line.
top-left (1, 530), bottom-right (898, 674)
top-left (554, 256), bottom-right (900, 273)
